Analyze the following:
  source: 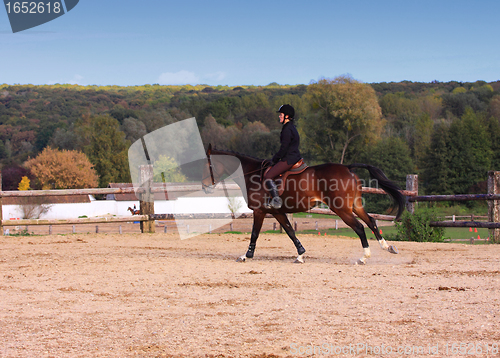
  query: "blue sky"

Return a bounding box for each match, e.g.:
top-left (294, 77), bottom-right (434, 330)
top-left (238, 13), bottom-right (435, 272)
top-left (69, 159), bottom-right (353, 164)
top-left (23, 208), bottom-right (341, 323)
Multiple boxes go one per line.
top-left (1, 0), bottom-right (499, 86)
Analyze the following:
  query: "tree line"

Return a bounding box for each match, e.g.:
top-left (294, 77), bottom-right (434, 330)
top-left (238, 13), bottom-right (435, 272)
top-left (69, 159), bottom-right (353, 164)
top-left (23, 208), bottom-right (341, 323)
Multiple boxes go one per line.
top-left (1, 79), bottom-right (499, 206)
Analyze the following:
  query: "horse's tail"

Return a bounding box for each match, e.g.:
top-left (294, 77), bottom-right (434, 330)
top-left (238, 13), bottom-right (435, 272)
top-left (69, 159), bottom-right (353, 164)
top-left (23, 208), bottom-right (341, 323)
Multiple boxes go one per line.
top-left (347, 163), bottom-right (406, 220)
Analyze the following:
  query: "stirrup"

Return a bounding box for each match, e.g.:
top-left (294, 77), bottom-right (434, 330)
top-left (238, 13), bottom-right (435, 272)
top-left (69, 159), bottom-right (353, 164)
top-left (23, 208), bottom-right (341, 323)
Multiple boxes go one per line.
top-left (264, 196), bottom-right (282, 209)
top-left (271, 196), bottom-right (282, 209)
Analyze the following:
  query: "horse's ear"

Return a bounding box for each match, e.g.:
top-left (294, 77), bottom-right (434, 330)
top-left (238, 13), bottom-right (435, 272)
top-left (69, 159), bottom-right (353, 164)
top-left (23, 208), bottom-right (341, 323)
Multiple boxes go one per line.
top-left (207, 143), bottom-right (212, 155)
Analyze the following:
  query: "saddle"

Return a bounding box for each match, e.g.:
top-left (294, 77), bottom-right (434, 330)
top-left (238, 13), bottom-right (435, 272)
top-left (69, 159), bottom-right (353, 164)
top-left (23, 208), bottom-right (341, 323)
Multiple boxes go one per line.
top-left (263, 158), bottom-right (308, 196)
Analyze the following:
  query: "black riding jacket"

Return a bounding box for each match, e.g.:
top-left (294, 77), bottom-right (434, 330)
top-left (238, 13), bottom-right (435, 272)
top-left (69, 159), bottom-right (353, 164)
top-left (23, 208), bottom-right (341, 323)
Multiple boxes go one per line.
top-left (272, 121), bottom-right (302, 165)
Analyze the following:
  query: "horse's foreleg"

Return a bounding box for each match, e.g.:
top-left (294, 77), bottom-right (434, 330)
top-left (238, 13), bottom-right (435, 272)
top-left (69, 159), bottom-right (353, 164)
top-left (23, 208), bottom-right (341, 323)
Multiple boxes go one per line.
top-left (237, 209), bottom-right (265, 262)
top-left (273, 213), bottom-right (306, 263)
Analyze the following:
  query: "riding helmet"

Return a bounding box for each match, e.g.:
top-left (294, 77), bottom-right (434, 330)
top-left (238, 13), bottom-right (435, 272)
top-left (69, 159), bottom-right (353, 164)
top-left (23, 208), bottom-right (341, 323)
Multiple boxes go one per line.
top-left (277, 104), bottom-right (295, 119)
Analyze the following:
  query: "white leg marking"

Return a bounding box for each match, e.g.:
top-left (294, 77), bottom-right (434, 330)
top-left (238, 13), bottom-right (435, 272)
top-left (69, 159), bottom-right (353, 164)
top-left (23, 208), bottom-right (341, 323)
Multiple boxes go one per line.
top-left (379, 238), bottom-right (390, 250)
top-left (294, 254), bottom-right (304, 264)
top-left (236, 254), bottom-right (247, 262)
top-left (357, 247), bottom-right (371, 265)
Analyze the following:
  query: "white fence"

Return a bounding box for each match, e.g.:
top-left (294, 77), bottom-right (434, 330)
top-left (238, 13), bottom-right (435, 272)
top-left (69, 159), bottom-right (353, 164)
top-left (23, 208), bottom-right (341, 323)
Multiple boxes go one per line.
top-left (1, 196), bottom-right (250, 221)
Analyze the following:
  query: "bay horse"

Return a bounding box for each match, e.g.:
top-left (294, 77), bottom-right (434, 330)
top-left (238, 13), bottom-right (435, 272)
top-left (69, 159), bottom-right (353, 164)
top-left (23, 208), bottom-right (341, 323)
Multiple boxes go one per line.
top-left (127, 206), bottom-right (141, 215)
top-left (202, 144), bottom-right (404, 264)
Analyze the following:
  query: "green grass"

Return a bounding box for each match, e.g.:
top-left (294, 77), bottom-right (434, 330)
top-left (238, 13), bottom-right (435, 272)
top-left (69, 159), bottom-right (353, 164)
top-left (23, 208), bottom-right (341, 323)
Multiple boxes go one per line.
top-left (429, 202), bottom-right (488, 217)
top-left (6, 229), bottom-right (38, 237)
top-left (292, 212), bottom-right (334, 219)
top-left (441, 227), bottom-right (490, 243)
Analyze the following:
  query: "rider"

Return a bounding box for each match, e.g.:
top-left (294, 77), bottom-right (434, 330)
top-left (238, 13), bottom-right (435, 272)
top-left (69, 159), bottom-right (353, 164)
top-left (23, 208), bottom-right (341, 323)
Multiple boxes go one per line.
top-left (263, 104), bottom-right (302, 209)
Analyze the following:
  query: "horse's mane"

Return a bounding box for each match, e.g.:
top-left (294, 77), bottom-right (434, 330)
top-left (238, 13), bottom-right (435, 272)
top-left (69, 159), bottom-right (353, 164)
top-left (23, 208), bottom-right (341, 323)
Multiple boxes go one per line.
top-left (210, 147), bottom-right (266, 164)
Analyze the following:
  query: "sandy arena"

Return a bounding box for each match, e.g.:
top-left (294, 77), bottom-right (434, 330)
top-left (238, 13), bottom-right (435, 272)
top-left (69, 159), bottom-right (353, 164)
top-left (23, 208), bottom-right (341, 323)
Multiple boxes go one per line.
top-left (1, 227), bottom-right (500, 357)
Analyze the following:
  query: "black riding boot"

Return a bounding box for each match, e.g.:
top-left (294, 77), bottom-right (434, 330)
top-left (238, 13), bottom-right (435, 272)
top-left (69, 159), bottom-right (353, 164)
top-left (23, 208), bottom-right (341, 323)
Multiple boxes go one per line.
top-left (264, 180), bottom-right (282, 209)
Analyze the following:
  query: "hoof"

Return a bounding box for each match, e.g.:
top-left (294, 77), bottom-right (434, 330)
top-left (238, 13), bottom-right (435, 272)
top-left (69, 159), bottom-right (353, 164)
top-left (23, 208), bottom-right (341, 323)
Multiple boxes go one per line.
top-left (236, 255), bottom-right (247, 262)
top-left (388, 245), bottom-right (399, 254)
top-left (294, 255), bottom-right (304, 264)
top-left (355, 259), bottom-right (366, 265)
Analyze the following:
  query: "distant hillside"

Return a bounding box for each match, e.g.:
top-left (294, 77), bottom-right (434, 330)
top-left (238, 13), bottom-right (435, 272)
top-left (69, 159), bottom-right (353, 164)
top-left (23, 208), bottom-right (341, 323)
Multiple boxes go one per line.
top-left (1, 80), bottom-right (499, 199)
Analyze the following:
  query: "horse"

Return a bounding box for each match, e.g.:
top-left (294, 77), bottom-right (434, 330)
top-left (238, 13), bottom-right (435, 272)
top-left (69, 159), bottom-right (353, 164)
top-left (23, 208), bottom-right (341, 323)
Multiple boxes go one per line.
top-left (127, 206), bottom-right (141, 215)
top-left (201, 144), bottom-right (405, 264)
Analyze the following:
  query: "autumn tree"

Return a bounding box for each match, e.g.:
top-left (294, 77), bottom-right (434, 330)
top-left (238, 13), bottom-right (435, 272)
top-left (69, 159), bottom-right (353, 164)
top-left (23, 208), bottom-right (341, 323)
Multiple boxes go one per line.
top-left (24, 147), bottom-right (99, 189)
top-left (302, 75), bottom-right (384, 164)
top-left (201, 114), bottom-right (240, 150)
top-left (18, 176), bottom-right (30, 190)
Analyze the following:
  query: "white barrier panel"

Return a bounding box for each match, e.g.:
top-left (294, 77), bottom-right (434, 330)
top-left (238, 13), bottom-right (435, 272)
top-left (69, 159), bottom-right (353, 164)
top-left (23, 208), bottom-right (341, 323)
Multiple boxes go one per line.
top-left (2, 197), bottom-right (250, 221)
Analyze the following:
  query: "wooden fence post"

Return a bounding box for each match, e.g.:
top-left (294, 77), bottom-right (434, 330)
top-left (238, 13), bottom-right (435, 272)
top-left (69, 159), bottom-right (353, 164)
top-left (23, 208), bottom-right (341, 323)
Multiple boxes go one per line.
top-left (488, 171), bottom-right (500, 243)
top-left (139, 165), bottom-right (155, 233)
top-left (406, 174), bottom-right (418, 214)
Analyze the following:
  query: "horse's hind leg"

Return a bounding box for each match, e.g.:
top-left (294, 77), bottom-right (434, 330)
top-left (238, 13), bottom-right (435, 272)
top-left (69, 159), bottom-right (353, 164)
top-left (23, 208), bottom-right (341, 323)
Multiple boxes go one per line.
top-left (272, 213), bottom-right (306, 263)
top-left (237, 209), bottom-right (266, 262)
top-left (353, 201), bottom-right (398, 255)
top-left (334, 209), bottom-right (372, 264)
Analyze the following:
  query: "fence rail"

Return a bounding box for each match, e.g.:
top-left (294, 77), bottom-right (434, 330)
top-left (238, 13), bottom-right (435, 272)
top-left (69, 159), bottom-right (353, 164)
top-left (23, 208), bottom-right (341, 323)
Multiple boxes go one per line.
top-left (1, 215), bottom-right (149, 227)
top-left (419, 171), bottom-right (500, 243)
top-left (409, 193), bottom-right (500, 202)
top-left (1, 168), bottom-right (498, 243)
top-left (0, 183), bottom-right (241, 198)
top-left (429, 221), bottom-right (500, 229)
